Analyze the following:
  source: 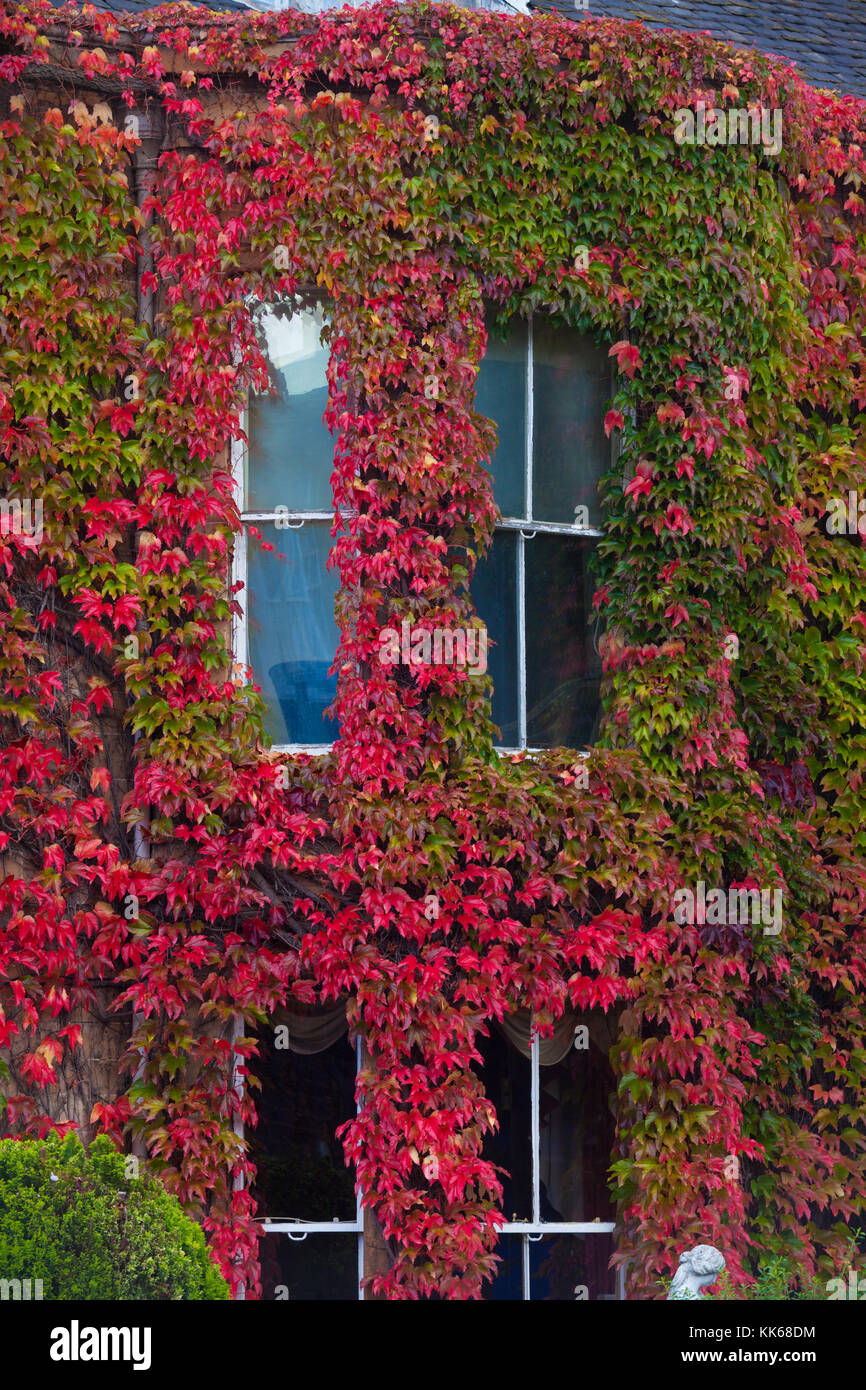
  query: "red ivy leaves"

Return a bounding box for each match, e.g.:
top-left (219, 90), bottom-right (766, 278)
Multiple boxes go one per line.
top-left (0, 0), bottom-right (863, 1308)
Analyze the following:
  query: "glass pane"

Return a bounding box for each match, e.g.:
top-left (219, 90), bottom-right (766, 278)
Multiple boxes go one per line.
top-left (538, 1038), bottom-right (617, 1224)
top-left (524, 534), bottom-right (601, 750)
top-left (246, 522), bottom-right (339, 745)
top-left (532, 321), bottom-right (609, 527)
top-left (474, 315), bottom-right (526, 518)
top-left (477, 1024), bottom-right (532, 1221)
top-left (260, 1233), bottom-right (358, 1301)
top-left (469, 531), bottom-right (518, 746)
top-left (529, 1234), bottom-right (616, 1301)
top-left (485, 1237), bottom-right (525, 1301)
top-left (246, 304), bottom-right (332, 512)
top-left (250, 1032), bottom-right (356, 1222)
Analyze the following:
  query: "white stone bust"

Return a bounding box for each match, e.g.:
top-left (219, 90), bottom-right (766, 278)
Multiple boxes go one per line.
top-left (667, 1244), bottom-right (726, 1299)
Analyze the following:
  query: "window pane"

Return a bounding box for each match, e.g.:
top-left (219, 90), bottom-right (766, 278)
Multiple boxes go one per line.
top-left (260, 1233), bottom-right (358, 1301)
top-left (250, 1032), bottom-right (356, 1222)
top-left (524, 535), bottom-right (601, 749)
top-left (246, 305), bottom-right (332, 512)
top-left (474, 315), bottom-right (526, 518)
top-left (532, 321), bottom-right (609, 527)
top-left (246, 522), bottom-right (339, 745)
top-left (469, 531), bottom-right (518, 746)
top-left (529, 1234), bottom-right (616, 1301)
top-left (538, 1039), bottom-right (617, 1224)
top-left (477, 1024), bottom-right (532, 1221)
top-left (484, 1237), bottom-right (525, 1300)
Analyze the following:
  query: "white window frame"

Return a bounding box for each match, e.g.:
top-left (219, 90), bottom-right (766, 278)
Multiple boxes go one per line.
top-left (230, 422), bottom-right (347, 757)
top-left (492, 1019), bottom-right (619, 1301)
top-left (232, 1022), bottom-right (365, 1300)
top-left (485, 314), bottom-right (610, 752)
top-left (231, 311), bottom-right (613, 757)
top-left (233, 1018), bottom-right (619, 1301)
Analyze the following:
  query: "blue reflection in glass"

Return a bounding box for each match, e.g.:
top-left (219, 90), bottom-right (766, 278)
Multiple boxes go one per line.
top-left (247, 306), bottom-right (332, 513)
top-left (474, 315), bottom-right (526, 518)
top-left (247, 522), bottom-right (339, 744)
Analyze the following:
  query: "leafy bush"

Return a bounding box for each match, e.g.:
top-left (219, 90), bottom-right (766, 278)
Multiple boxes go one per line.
top-left (0, 1133), bottom-right (230, 1300)
top-left (708, 1255), bottom-right (827, 1301)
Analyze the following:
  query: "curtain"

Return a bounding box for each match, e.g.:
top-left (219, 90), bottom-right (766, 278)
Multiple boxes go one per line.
top-left (266, 1001), bottom-right (618, 1059)
top-left (494, 1006), bottom-right (621, 1224)
top-left (271, 999), bottom-right (349, 1054)
top-left (496, 1005), bottom-right (620, 1064)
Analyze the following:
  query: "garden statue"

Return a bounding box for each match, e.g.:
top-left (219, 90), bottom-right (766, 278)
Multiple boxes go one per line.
top-left (667, 1244), bottom-right (726, 1300)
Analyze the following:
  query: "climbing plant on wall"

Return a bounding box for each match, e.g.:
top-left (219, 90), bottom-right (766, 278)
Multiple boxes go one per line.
top-left (0, 0), bottom-right (864, 1298)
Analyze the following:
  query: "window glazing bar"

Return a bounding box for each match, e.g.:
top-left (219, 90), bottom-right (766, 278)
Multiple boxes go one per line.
top-left (356, 1034), bottom-right (365, 1299)
top-left (497, 517), bottom-right (603, 538)
top-left (269, 743), bottom-right (335, 755)
top-left (232, 433), bottom-right (245, 513)
top-left (266, 742), bottom-right (594, 759)
top-left (531, 1019), bottom-right (540, 1224)
top-left (240, 509), bottom-right (356, 523)
top-left (497, 1222), bottom-right (615, 1234)
top-left (230, 1014), bottom-right (245, 1170)
top-left (517, 530), bottom-right (526, 749)
top-left (515, 315), bottom-right (534, 750)
top-left (231, 434), bottom-right (249, 683)
top-left (526, 314), bottom-right (534, 520)
top-left (231, 1013), bottom-right (246, 1301)
top-left (260, 1220), bottom-right (363, 1234)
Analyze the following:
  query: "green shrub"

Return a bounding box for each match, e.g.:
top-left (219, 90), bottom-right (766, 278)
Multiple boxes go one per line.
top-left (708, 1255), bottom-right (827, 1301)
top-left (0, 1133), bottom-right (231, 1300)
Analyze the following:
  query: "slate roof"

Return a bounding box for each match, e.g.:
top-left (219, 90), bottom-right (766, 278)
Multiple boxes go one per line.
top-left (43, 0), bottom-right (866, 98)
top-left (46, 0), bottom-right (254, 11)
top-left (528, 0), bottom-right (866, 99)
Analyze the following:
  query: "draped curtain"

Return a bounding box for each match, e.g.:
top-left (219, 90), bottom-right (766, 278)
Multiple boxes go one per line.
top-left (264, 1000), bottom-right (619, 1059)
top-left (266, 1001), bottom-right (619, 1059)
top-left (495, 1006), bottom-right (619, 1063)
top-left (270, 999), bottom-right (349, 1054)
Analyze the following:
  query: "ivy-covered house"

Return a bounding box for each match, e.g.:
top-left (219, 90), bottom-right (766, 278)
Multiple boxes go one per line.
top-left (0, 0), bottom-right (864, 1301)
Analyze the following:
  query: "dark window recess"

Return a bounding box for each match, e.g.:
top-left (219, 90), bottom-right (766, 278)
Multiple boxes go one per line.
top-left (476, 1025), bottom-right (533, 1222)
top-left (249, 1034), bottom-right (356, 1223)
top-left (469, 532), bottom-right (519, 746)
top-left (484, 1233), bottom-right (617, 1302)
top-left (532, 319), bottom-right (610, 530)
top-left (530, 1234), bottom-right (617, 1301)
top-left (479, 1021), bottom-right (618, 1300)
top-left (259, 1233), bottom-right (358, 1302)
top-left (524, 534), bottom-right (602, 750)
top-left (538, 1043), bottom-right (617, 1224)
top-left (485, 1238), bottom-right (524, 1302)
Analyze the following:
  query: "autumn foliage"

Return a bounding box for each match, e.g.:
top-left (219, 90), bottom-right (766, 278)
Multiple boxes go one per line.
top-left (0, 0), bottom-right (864, 1298)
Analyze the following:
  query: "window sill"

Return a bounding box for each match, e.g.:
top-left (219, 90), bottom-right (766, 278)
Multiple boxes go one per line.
top-left (497, 1221), bottom-right (615, 1234)
top-left (266, 744), bottom-right (592, 758)
top-left (260, 1219), bottom-right (363, 1234)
